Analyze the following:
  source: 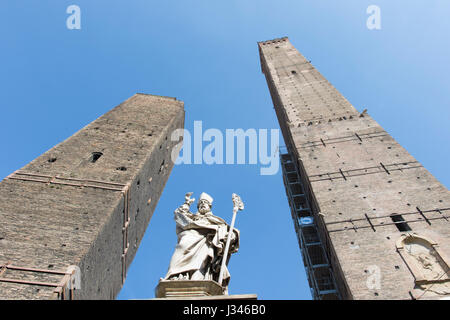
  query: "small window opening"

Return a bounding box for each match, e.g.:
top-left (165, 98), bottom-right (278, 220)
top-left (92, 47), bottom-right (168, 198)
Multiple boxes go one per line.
top-left (391, 214), bottom-right (411, 232)
top-left (291, 70), bottom-right (297, 74)
top-left (158, 160), bottom-right (165, 174)
top-left (91, 152), bottom-right (103, 163)
top-left (48, 157), bottom-right (57, 163)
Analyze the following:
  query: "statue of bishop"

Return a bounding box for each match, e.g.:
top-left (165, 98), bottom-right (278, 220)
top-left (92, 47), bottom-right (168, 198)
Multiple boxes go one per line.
top-left (164, 192), bottom-right (239, 290)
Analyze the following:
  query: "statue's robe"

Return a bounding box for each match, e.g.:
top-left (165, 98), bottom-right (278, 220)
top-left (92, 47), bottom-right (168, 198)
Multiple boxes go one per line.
top-left (165, 205), bottom-right (239, 287)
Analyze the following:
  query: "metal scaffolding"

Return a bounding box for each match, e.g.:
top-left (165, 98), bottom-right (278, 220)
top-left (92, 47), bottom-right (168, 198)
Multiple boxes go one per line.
top-left (280, 150), bottom-right (340, 300)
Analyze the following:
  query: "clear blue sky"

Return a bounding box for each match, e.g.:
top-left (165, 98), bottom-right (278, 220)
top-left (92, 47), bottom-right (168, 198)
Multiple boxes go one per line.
top-left (0, 1), bottom-right (448, 300)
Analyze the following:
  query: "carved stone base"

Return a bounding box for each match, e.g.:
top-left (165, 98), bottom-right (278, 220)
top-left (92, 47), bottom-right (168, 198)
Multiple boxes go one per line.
top-left (155, 280), bottom-right (225, 298)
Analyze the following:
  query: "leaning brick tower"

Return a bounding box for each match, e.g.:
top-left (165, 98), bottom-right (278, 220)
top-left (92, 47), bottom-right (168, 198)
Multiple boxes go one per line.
top-left (0, 93), bottom-right (184, 299)
top-left (259, 37), bottom-right (450, 300)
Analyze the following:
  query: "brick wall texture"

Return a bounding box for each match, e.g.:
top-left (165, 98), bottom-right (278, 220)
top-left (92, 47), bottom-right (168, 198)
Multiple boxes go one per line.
top-left (0, 93), bottom-right (184, 299)
top-left (259, 37), bottom-right (450, 300)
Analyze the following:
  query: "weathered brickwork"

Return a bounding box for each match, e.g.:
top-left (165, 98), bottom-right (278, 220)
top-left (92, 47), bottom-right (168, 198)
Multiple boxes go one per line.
top-left (0, 93), bottom-right (184, 299)
top-left (259, 37), bottom-right (450, 299)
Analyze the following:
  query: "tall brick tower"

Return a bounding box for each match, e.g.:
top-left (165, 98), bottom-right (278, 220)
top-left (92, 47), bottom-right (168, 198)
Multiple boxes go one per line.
top-left (259, 37), bottom-right (450, 300)
top-left (0, 93), bottom-right (184, 299)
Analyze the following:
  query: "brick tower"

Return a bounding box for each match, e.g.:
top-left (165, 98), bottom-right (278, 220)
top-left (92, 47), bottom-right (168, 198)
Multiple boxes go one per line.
top-left (0, 93), bottom-right (184, 299)
top-left (259, 37), bottom-right (450, 300)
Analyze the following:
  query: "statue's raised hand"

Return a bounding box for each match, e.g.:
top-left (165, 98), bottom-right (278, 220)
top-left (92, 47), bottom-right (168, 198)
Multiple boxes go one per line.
top-left (184, 192), bottom-right (195, 206)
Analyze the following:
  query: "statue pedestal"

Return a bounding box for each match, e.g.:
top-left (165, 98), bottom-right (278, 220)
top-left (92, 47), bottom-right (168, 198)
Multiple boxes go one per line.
top-left (155, 280), bottom-right (257, 300)
top-left (155, 280), bottom-right (224, 298)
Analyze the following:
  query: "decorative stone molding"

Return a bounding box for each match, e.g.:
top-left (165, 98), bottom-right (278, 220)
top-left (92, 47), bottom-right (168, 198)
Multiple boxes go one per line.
top-left (396, 233), bottom-right (450, 297)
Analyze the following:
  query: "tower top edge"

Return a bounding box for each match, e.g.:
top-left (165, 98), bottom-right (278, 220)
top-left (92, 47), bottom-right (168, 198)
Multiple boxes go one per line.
top-left (135, 92), bottom-right (181, 102)
top-left (257, 36), bottom-right (289, 46)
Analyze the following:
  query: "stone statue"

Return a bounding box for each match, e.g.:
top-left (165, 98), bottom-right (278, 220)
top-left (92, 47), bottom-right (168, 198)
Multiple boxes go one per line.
top-left (412, 252), bottom-right (441, 280)
top-left (164, 192), bottom-right (240, 290)
top-left (404, 239), bottom-right (447, 281)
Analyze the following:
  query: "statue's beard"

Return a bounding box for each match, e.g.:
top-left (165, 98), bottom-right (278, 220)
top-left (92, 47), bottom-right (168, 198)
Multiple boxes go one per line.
top-left (198, 205), bottom-right (210, 215)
